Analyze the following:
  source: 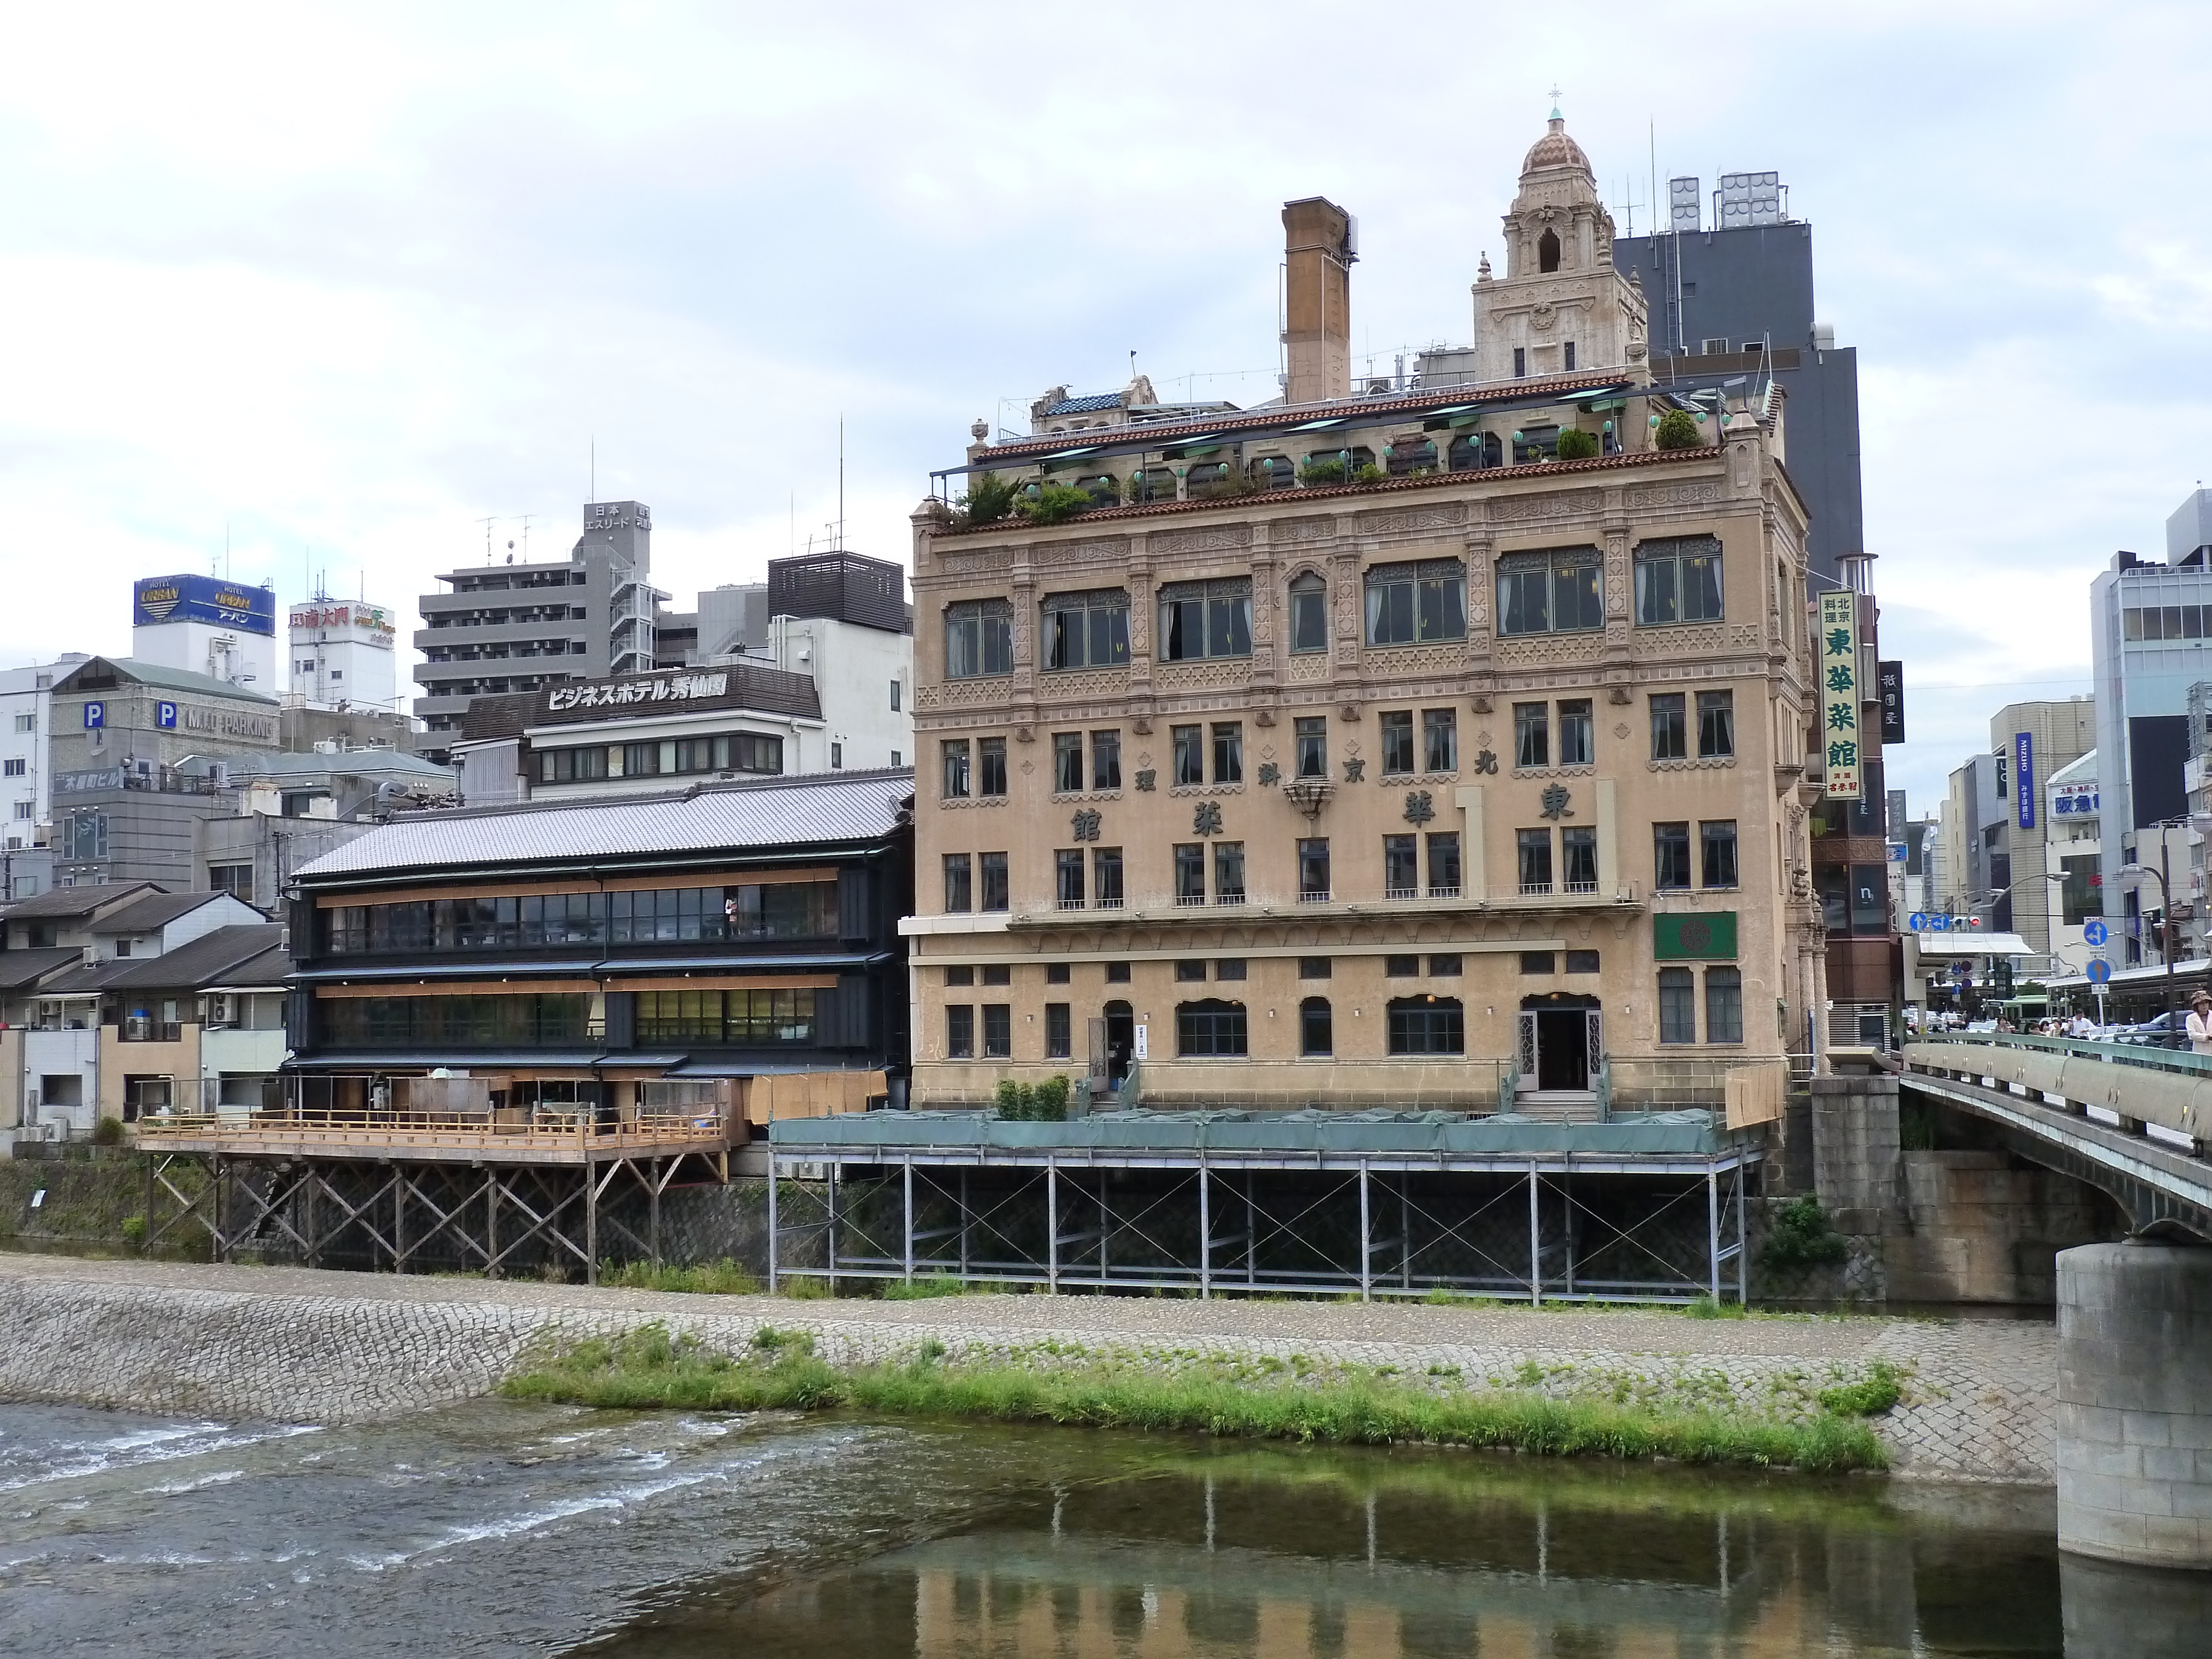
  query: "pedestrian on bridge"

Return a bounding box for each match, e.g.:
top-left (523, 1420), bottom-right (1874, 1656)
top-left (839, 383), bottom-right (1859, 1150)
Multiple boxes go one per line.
top-left (2187, 989), bottom-right (2212, 1055)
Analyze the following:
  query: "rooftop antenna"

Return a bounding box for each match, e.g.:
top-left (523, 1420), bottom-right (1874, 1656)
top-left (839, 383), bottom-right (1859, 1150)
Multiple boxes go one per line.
top-left (519, 513), bottom-right (533, 562)
top-left (590, 437), bottom-right (596, 503)
top-left (837, 414), bottom-right (845, 552)
top-left (479, 516), bottom-right (495, 565)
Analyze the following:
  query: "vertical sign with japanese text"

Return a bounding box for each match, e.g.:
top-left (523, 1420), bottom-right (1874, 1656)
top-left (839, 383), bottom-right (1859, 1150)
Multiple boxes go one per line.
top-left (1819, 592), bottom-right (1861, 800)
top-left (1877, 660), bottom-right (1906, 744)
top-left (2016, 732), bottom-right (2036, 831)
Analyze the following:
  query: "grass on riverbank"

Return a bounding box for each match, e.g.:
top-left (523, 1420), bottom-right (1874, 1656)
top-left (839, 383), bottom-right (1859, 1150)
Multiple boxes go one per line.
top-left (499, 1324), bottom-right (1890, 1474)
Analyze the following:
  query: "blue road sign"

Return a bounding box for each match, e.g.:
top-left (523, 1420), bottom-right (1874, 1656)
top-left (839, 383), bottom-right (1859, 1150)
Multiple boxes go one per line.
top-left (2084, 920), bottom-right (2110, 947)
top-left (2087, 959), bottom-right (2112, 985)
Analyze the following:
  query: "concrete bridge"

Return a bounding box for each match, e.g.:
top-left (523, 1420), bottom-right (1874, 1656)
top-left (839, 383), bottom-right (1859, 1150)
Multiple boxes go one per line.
top-left (1903, 1034), bottom-right (2212, 1572)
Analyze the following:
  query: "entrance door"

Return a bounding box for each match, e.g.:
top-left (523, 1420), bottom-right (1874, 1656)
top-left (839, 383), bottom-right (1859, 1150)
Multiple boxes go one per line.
top-left (1104, 1001), bottom-right (1134, 1083)
top-left (1534, 1009), bottom-right (1590, 1091)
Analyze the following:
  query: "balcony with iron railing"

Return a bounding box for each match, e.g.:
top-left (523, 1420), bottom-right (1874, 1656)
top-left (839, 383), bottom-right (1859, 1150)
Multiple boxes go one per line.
top-left (1006, 880), bottom-right (1638, 927)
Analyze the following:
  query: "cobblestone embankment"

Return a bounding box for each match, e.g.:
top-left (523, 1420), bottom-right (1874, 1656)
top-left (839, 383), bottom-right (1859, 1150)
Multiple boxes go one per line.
top-left (0, 1253), bottom-right (2055, 1483)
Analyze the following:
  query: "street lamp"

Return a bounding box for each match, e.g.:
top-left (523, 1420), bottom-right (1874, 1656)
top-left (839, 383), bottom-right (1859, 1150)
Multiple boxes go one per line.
top-left (2119, 858), bottom-right (2178, 1034)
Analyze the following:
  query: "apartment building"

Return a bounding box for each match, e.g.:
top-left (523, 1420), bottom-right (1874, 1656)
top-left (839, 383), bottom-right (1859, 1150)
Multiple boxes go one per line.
top-left (905, 114), bottom-right (1822, 1110)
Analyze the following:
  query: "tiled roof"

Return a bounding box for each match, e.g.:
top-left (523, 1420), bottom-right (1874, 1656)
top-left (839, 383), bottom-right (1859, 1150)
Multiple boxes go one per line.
top-left (91, 891), bottom-right (236, 935)
top-left (938, 444), bottom-right (1715, 536)
top-left (104, 925), bottom-right (288, 990)
top-left (184, 749), bottom-right (454, 785)
top-left (50, 656), bottom-right (281, 706)
top-left (295, 766), bottom-right (916, 883)
top-left (0, 881), bottom-right (165, 921)
top-left (1040, 392), bottom-right (1126, 417)
top-left (0, 946), bottom-right (92, 992)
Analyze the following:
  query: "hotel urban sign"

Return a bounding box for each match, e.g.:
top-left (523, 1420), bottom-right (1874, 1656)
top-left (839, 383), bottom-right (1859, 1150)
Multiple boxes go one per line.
top-left (1818, 592), bottom-right (1861, 802)
top-left (546, 672), bottom-right (729, 712)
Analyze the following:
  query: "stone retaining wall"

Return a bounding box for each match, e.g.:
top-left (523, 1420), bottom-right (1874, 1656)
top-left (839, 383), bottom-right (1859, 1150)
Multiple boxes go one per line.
top-left (0, 1254), bottom-right (2058, 1483)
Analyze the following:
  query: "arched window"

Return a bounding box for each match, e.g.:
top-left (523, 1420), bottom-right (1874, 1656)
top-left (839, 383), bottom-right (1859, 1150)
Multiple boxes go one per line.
top-left (1131, 468), bottom-right (1178, 503)
top-left (1288, 572), bottom-right (1328, 654)
top-left (1074, 474), bottom-right (1120, 507)
top-left (1300, 997), bottom-right (1333, 1056)
top-left (1186, 461), bottom-right (1232, 497)
top-left (1385, 437), bottom-right (1437, 476)
top-left (1176, 999), bottom-right (1248, 1057)
top-left (1448, 432), bottom-right (1502, 472)
top-left (1538, 228), bottom-right (1561, 273)
top-left (1249, 456), bottom-right (1296, 491)
top-left (1387, 996), bottom-right (1463, 1056)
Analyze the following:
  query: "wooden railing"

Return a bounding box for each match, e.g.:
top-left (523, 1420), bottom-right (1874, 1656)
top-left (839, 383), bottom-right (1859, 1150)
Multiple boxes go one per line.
top-left (133, 1107), bottom-right (729, 1154)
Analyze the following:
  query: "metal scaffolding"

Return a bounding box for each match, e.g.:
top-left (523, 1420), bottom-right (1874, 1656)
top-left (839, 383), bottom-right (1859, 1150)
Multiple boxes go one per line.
top-left (143, 1147), bottom-right (726, 1279)
top-left (768, 1146), bottom-right (1753, 1305)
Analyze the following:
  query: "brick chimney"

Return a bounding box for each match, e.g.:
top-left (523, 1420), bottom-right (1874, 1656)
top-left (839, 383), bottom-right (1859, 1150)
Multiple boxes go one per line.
top-left (1281, 197), bottom-right (1355, 406)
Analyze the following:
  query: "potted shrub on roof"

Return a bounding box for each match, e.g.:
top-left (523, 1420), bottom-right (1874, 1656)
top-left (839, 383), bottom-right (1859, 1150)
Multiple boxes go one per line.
top-left (1555, 427), bottom-right (1599, 460)
top-left (1653, 409), bottom-right (1704, 450)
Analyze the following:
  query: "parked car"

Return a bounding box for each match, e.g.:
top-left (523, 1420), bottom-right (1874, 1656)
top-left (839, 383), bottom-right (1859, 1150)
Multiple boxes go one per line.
top-left (2113, 1011), bottom-right (2185, 1047)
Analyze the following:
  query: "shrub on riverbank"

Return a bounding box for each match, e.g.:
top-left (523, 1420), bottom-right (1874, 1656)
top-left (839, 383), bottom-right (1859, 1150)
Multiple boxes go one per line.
top-left (502, 1325), bottom-right (1889, 1474)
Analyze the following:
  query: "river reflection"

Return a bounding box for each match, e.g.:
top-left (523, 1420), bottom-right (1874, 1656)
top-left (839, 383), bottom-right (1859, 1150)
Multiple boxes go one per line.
top-left (600, 1451), bottom-right (2159, 1658)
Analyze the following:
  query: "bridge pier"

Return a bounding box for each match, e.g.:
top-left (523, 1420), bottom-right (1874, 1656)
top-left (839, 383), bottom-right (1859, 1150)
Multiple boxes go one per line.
top-left (2059, 1241), bottom-right (2212, 1568)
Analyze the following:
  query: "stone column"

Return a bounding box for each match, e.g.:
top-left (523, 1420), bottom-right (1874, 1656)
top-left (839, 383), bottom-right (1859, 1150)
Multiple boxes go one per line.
top-left (2058, 1241), bottom-right (2212, 1568)
top-left (1809, 1072), bottom-right (1901, 1237)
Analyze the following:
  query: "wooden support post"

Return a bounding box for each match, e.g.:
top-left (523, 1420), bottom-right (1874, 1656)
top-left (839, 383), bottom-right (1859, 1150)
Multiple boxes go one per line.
top-left (1097, 1171), bottom-right (1109, 1281)
top-left (585, 1158), bottom-right (598, 1286)
top-left (1400, 1175), bottom-right (1412, 1292)
top-left (486, 1171), bottom-right (498, 1279)
top-left (1527, 1164), bottom-right (1541, 1306)
top-left (958, 1168), bottom-right (969, 1277)
top-left (393, 1163), bottom-right (406, 1275)
top-left (1734, 1163), bottom-right (1748, 1306)
top-left (142, 1154), bottom-right (155, 1258)
top-left (649, 1159), bottom-right (662, 1268)
top-left (826, 1161), bottom-right (838, 1284)
top-left (1358, 1162), bottom-right (1371, 1303)
top-left (1245, 1171), bottom-right (1256, 1289)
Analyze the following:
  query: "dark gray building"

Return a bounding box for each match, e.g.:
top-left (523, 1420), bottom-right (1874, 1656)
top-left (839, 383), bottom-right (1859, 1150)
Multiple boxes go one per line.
top-left (414, 500), bottom-right (658, 755)
top-left (1616, 178), bottom-right (1864, 581)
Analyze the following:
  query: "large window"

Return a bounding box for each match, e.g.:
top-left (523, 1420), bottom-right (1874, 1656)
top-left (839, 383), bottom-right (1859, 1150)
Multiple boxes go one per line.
top-left (1300, 997), bottom-right (1333, 1056)
top-left (1044, 589), bottom-right (1130, 670)
top-left (1298, 838), bottom-right (1331, 900)
top-left (1381, 711), bottom-right (1415, 775)
top-left (1701, 822), bottom-right (1739, 889)
top-left (943, 854), bottom-right (973, 913)
top-left (1295, 717), bottom-right (1327, 779)
top-left (1056, 849), bottom-right (1084, 909)
top-left (946, 599), bottom-right (1013, 678)
top-left (1517, 828), bottom-right (1553, 894)
top-left (2061, 853), bottom-right (2101, 926)
top-left (947, 1004), bottom-right (974, 1058)
top-left (1384, 834), bottom-right (1418, 897)
top-left (1650, 694), bottom-right (1687, 760)
top-left (1046, 1003), bottom-right (1072, 1060)
top-left (1172, 724), bottom-right (1204, 786)
top-left (1094, 848), bottom-right (1125, 907)
top-left (978, 737), bottom-right (1008, 796)
top-left (1211, 722), bottom-right (1244, 784)
top-left (1496, 547), bottom-right (1603, 636)
top-left (1052, 732), bottom-right (1083, 793)
top-left (1658, 969), bottom-right (1696, 1044)
top-left (1427, 832), bottom-right (1461, 896)
top-left (1653, 823), bottom-right (1692, 890)
top-left (1175, 843), bottom-right (1206, 905)
top-left (1563, 826), bottom-right (1599, 893)
top-left (1177, 999), bottom-right (1248, 1057)
top-left (1290, 573), bottom-right (1328, 652)
top-left (983, 1005), bottom-right (1011, 1058)
top-left (1092, 731), bottom-right (1121, 790)
top-left (323, 881), bottom-right (838, 954)
top-left (1159, 578), bottom-right (1253, 660)
top-left (1365, 559), bottom-right (1467, 645)
top-left (635, 988), bottom-right (816, 1045)
top-left (941, 739), bottom-right (971, 800)
top-left (1424, 708), bottom-right (1458, 772)
top-left (1634, 537), bottom-right (1724, 625)
top-left (1705, 968), bottom-right (1743, 1044)
top-left (1514, 702), bottom-right (1550, 769)
top-left (979, 851), bottom-right (1009, 912)
top-left (321, 993), bottom-right (596, 1048)
top-left (1213, 842), bottom-right (1246, 904)
top-left (542, 732), bottom-right (780, 784)
top-left (1559, 700), bottom-right (1594, 766)
top-left (1697, 690), bottom-right (1735, 758)
top-left (1388, 997), bottom-right (1464, 1055)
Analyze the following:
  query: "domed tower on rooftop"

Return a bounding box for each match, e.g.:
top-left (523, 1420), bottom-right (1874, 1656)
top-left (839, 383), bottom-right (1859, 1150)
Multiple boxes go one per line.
top-left (1470, 106), bottom-right (1648, 384)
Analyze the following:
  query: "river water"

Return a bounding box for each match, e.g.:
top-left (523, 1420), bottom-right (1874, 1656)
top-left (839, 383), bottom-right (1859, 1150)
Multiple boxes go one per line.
top-left (1, 1398), bottom-right (2203, 1657)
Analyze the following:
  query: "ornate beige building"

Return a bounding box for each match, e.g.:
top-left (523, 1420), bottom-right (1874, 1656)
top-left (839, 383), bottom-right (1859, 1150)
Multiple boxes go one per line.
top-left (903, 117), bottom-right (1820, 1113)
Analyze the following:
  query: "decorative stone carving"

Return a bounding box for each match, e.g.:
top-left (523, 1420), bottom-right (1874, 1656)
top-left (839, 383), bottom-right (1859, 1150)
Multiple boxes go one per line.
top-left (1358, 503), bottom-right (1467, 534)
top-left (1489, 489), bottom-right (1604, 522)
top-left (1150, 525), bottom-right (1250, 556)
top-left (1273, 516), bottom-right (1335, 542)
top-left (1626, 482), bottom-right (1723, 509)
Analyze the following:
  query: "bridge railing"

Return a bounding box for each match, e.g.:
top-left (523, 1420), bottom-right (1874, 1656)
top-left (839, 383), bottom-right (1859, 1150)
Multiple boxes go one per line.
top-left (1904, 1032), bottom-right (2209, 1152)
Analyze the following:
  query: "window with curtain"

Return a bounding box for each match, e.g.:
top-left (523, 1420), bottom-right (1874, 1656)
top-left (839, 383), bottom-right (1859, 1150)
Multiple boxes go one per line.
top-left (1158, 578), bottom-right (1253, 661)
top-left (1705, 968), bottom-right (1743, 1044)
top-left (1658, 968), bottom-right (1696, 1044)
top-left (1559, 700), bottom-right (1594, 765)
top-left (1650, 693), bottom-right (1687, 760)
top-left (945, 599), bottom-right (1013, 678)
top-left (1380, 711), bottom-right (1415, 775)
top-left (1634, 537), bottom-right (1724, 625)
top-left (1289, 572), bottom-right (1328, 651)
top-left (1365, 559), bottom-right (1467, 645)
top-left (1514, 702), bottom-right (1550, 769)
top-left (1517, 828), bottom-right (1553, 893)
top-left (1653, 823), bottom-right (1692, 890)
top-left (1701, 822), bottom-right (1739, 889)
top-left (941, 739), bottom-right (970, 800)
top-left (1172, 724), bottom-right (1204, 786)
top-left (1042, 589), bottom-right (1130, 669)
top-left (1496, 547), bottom-right (1603, 636)
top-left (1423, 708), bottom-right (1458, 772)
top-left (1697, 690), bottom-right (1735, 758)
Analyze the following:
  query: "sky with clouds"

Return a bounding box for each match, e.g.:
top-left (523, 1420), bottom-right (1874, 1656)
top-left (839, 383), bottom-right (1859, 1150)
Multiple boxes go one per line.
top-left (2, 1), bottom-right (2208, 813)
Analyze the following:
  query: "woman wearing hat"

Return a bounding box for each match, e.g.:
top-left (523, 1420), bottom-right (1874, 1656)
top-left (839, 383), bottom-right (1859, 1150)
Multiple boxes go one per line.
top-left (2187, 989), bottom-right (2212, 1055)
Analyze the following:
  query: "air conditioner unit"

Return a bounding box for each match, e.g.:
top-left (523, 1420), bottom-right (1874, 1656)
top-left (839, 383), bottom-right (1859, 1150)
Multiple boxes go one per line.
top-left (205, 995), bottom-right (233, 1027)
